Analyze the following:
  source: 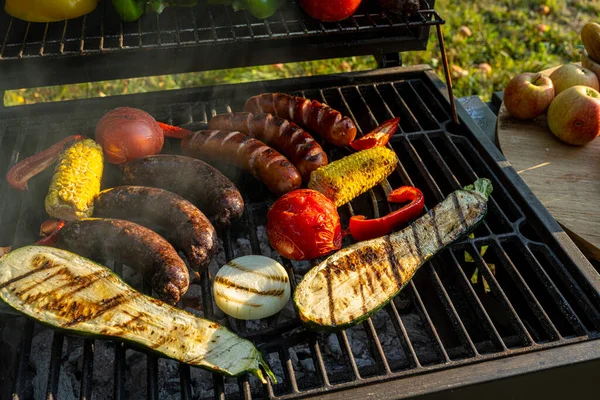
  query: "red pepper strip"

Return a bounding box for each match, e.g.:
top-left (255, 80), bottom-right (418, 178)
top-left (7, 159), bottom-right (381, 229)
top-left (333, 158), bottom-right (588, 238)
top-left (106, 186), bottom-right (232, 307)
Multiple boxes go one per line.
top-left (6, 135), bottom-right (84, 191)
top-left (158, 122), bottom-right (193, 139)
top-left (40, 219), bottom-right (64, 237)
top-left (0, 246), bottom-right (11, 257)
top-left (349, 118), bottom-right (400, 151)
top-left (35, 220), bottom-right (65, 247)
top-left (349, 186), bottom-right (424, 242)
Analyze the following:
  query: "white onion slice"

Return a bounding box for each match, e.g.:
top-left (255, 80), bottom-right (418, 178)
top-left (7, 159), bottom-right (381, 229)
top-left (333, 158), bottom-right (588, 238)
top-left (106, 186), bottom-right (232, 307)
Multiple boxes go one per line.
top-left (213, 255), bottom-right (291, 320)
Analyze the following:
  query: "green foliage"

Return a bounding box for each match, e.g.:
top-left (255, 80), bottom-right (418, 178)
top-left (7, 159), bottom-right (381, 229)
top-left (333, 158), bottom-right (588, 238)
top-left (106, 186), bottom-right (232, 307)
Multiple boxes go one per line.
top-left (4, 0), bottom-right (599, 106)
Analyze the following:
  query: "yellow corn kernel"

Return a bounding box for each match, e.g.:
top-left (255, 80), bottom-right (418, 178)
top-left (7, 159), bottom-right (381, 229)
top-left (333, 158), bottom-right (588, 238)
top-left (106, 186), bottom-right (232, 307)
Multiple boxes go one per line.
top-left (45, 139), bottom-right (104, 220)
top-left (308, 146), bottom-right (397, 207)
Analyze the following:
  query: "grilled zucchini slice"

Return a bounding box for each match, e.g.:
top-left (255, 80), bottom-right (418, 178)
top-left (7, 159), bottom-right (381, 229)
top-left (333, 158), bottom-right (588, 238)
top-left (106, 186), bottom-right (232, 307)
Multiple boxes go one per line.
top-left (0, 246), bottom-right (275, 382)
top-left (294, 179), bottom-right (493, 331)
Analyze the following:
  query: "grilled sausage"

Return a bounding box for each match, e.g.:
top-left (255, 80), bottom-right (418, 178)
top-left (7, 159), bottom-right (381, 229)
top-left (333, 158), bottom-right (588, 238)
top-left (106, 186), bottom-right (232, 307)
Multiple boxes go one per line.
top-left (121, 155), bottom-right (243, 227)
top-left (181, 130), bottom-right (302, 196)
top-left (208, 112), bottom-right (328, 181)
top-left (93, 186), bottom-right (217, 271)
top-left (55, 218), bottom-right (189, 305)
top-left (243, 93), bottom-right (357, 147)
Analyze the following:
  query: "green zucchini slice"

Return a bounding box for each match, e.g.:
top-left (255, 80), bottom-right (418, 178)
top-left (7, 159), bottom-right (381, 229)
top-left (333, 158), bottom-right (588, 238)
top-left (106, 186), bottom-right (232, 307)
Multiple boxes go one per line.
top-left (0, 246), bottom-right (275, 383)
top-left (294, 178), bottom-right (493, 331)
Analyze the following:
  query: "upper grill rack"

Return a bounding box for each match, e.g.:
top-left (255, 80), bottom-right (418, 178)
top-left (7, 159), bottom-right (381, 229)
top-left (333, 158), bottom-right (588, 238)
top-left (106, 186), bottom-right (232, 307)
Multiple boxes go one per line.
top-left (0, 0), bottom-right (441, 90)
top-left (0, 66), bottom-right (599, 400)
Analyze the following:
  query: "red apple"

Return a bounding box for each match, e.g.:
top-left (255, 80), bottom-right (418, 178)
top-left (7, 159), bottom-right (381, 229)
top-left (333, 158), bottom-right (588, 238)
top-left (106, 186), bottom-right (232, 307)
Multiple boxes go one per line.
top-left (547, 85), bottom-right (600, 145)
top-left (504, 73), bottom-right (555, 120)
top-left (300, 0), bottom-right (362, 22)
top-left (549, 63), bottom-right (599, 95)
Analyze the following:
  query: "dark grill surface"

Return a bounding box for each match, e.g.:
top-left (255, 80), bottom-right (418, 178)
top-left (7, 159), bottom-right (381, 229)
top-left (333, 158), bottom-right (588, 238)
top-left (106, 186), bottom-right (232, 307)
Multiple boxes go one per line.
top-left (1, 66), bottom-right (599, 399)
top-left (0, 0), bottom-right (441, 90)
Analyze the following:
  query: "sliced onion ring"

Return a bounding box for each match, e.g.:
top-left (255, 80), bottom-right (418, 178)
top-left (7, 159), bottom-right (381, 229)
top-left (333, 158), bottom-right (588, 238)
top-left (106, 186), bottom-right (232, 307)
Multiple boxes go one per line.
top-left (213, 255), bottom-right (291, 320)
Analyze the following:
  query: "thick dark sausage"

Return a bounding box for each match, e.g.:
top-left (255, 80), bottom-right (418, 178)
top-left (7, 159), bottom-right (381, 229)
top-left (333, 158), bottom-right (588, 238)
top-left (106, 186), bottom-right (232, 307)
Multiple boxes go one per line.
top-left (181, 130), bottom-right (302, 196)
top-left (121, 155), bottom-right (243, 227)
top-left (208, 112), bottom-right (328, 181)
top-left (93, 186), bottom-right (217, 271)
top-left (55, 219), bottom-right (189, 305)
top-left (243, 93), bottom-right (357, 147)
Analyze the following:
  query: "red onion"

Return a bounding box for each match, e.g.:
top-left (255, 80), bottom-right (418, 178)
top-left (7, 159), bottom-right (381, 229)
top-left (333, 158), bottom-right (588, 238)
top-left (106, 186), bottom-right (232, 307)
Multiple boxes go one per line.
top-left (95, 107), bottom-right (164, 164)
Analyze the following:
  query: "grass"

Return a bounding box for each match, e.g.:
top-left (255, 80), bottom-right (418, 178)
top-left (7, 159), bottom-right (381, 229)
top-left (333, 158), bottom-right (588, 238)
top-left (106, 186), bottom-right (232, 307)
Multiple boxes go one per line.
top-left (4, 0), bottom-right (600, 107)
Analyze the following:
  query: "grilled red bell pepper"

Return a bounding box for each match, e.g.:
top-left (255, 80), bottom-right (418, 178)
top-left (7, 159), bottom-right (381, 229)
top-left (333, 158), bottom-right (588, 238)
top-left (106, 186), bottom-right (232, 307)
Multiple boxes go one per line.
top-left (349, 118), bottom-right (400, 151)
top-left (36, 219), bottom-right (65, 247)
top-left (349, 186), bottom-right (424, 242)
top-left (158, 122), bottom-right (193, 139)
top-left (6, 135), bottom-right (84, 191)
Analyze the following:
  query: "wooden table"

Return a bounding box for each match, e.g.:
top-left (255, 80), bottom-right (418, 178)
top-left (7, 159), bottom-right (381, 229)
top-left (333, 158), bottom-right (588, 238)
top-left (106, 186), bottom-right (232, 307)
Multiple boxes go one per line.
top-left (496, 65), bottom-right (600, 260)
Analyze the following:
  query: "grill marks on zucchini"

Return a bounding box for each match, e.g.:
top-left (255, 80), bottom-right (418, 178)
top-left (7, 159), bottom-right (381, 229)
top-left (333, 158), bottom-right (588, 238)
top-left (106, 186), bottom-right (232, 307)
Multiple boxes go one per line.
top-left (0, 246), bottom-right (275, 382)
top-left (295, 179), bottom-right (493, 331)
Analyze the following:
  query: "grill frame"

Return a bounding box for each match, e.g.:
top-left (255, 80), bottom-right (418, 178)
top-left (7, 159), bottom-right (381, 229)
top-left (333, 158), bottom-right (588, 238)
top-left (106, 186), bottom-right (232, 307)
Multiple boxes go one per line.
top-left (0, 0), bottom-right (441, 91)
top-left (0, 65), bottom-right (599, 399)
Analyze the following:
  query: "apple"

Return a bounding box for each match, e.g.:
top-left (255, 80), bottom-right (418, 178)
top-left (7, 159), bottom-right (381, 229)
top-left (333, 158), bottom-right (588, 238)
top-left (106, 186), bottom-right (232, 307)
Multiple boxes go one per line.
top-left (547, 85), bottom-right (600, 145)
top-left (299, 0), bottom-right (362, 22)
top-left (504, 73), bottom-right (555, 120)
top-left (549, 63), bottom-right (599, 95)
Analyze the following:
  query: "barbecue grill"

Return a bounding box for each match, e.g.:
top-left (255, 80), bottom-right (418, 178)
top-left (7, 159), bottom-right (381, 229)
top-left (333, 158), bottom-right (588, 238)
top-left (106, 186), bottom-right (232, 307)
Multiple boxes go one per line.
top-left (1, 1), bottom-right (599, 400)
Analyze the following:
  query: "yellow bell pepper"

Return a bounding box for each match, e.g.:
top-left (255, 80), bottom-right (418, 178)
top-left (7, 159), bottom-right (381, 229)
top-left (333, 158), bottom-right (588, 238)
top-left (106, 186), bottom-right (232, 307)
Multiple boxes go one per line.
top-left (5, 0), bottom-right (98, 23)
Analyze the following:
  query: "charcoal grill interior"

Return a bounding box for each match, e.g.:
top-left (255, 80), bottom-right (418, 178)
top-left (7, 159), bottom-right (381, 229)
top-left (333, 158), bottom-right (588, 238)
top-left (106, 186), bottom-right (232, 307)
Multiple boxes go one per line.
top-left (0, 0), bottom-right (441, 90)
top-left (1, 66), bottom-right (599, 399)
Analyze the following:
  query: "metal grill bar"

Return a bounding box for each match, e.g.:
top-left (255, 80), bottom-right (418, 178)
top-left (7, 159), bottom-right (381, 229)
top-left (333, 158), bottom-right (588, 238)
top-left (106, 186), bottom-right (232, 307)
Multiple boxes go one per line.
top-left (502, 240), bottom-right (587, 336)
top-left (385, 301), bottom-right (421, 368)
top-left (529, 243), bottom-right (600, 331)
top-left (113, 342), bottom-right (126, 399)
top-left (482, 240), bottom-right (563, 341)
top-left (407, 281), bottom-right (450, 363)
top-left (427, 261), bottom-right (479, 357)
top-left (445, 250), bottom-right (509, 351)
top-left (12, 320), bottom-right (34, 398)
top-left (45, 333), bottom-right (65, 399)
top-left (81, 339), bottom-right (95, 399)
top-left (0, 0), bottom-right (442, 90)
top-left (179, 364), bottom-right (192, 400)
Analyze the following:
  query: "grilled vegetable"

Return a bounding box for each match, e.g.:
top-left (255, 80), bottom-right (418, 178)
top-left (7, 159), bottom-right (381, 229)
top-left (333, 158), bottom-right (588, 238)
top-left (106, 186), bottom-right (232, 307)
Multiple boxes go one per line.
top-left (0, 246), bottom-right (275, 382)
top-left (112, 0), bottom-right (146, 22)
top-left (349, 118), bottom-right (400, 151)
top-left (208, 0), bottom-right (283, 19)
top-left (6, 135), bottom-right (84, 191)
top-left (214, 256), bottom-right (291, 320)
top-left (267, 189), bottom-right (342, 261)
top-left (45, 139), bottom-right (104, 221)
top-left (96, 107), bottom-right (164, 164)
top-left (5, 0), bottom-right (97, 22)
top-left (294, 179), bottom-right (493, 331)
top-left (349, 186), bottom-right (424, 242)
top-left (308, 147), bottom-right (397, 207)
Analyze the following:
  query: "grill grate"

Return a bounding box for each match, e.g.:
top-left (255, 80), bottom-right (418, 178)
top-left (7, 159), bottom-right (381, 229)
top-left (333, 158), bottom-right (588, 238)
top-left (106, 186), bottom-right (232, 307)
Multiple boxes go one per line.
top-left (0, 0), bottom-right (441, 90)
top-left (1, 66), bottom-right (599, 399)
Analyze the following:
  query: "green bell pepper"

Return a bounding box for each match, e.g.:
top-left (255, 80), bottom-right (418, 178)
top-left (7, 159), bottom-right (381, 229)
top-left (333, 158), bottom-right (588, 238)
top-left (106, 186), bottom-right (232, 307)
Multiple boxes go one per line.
top-left (113, 0), bottom-right (198, 22)
top-left (112, 0), bottom-right (146, 22)
top-left (208, 0), bottom-right (283, 20)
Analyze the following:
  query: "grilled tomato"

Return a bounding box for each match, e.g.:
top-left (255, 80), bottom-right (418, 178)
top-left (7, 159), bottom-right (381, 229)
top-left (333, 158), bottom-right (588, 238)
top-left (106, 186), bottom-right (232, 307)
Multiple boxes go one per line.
top-left (267, 189), bottom-right (342, 261)
top-left (299, 0), bottom-right (362, 22)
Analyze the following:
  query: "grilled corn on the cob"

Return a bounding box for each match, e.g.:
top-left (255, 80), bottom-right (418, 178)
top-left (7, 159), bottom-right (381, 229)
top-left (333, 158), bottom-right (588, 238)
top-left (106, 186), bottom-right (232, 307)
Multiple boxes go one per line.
top-left (308, 147), bottom-right (397, 207)
top-left (45, 139), bottom-right (104, 220)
